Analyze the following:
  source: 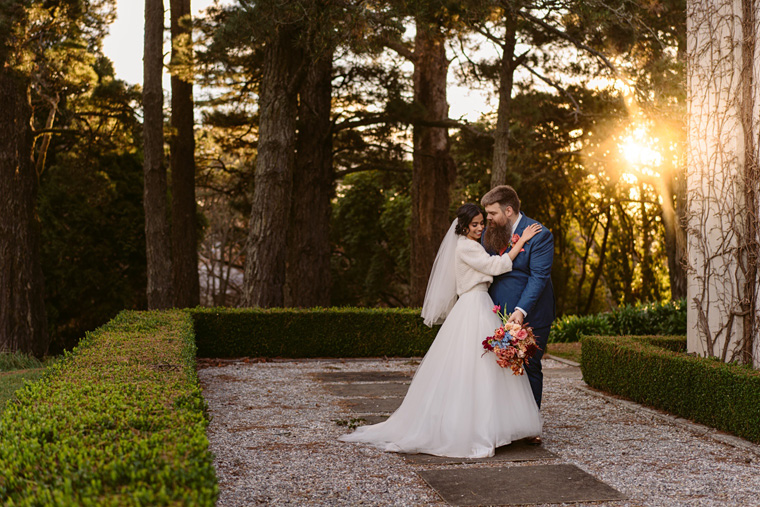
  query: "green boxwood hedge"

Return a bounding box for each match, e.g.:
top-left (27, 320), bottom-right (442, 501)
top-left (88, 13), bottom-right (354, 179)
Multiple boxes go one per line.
top-left (581, 334), bottom-right (760, 443)
top-left (0, 310), bottom-right (218, 505)
top-left (550, 300), bottom-right (686, 343)
top-left (190, 307), bottom-right (437, 358)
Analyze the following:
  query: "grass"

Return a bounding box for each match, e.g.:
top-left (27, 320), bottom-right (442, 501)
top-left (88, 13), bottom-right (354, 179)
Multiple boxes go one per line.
top-left (0, 368), bottom-right (45, 410)
top-left (546, 341), bottom-right (582, 363)
top-left (0, 351), bottom-right (43, 372)
top-left (0, 352), bottom-right (54, 413)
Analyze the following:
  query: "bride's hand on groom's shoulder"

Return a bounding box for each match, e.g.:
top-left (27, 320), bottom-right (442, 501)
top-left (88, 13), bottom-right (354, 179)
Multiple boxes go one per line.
top-left (521, 223), bottom-right (542, 241)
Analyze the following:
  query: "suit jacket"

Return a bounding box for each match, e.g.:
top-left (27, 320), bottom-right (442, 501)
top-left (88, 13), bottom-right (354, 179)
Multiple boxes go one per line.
top-left (482, 215), bottom-right (556, 331)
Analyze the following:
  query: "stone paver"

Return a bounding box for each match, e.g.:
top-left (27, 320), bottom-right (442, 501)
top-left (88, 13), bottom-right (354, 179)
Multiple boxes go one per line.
top-left (402, 440), bottom-right (557, 465)
top-left (322, 381), bottom-right (410, 397)
top-left (418, 464), bottom-right (627, 505)
top-left (314, 371), bottom-right (413, 383)
top-left (354, 414), bottom-right (388, 425)
top-left (340, 396), bottom-right (404, 414)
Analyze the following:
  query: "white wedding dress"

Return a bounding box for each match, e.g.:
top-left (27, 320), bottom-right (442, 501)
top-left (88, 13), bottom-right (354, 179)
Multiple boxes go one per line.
top-left (339, 233), bottom-right (542, 458)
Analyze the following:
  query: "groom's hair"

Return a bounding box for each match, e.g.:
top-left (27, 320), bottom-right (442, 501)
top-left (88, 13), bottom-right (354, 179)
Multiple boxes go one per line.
top-left (481, 185), bottom-right (520, 214)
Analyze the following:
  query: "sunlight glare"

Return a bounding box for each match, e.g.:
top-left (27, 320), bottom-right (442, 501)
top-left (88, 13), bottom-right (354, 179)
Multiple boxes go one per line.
top-left (618, 125), bottom-right (663, 179)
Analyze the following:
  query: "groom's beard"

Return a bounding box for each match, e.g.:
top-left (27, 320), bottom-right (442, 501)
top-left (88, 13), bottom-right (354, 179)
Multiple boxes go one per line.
top-left (484, 222), bottom-right (511, 253)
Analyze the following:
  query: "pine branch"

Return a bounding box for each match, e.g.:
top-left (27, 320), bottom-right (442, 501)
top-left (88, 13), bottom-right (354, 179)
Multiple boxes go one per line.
top-left (517, 9), bottom-right (618, 75)
top-left (518, 62), bottom-right (581, 119)
top-left (381, 36), bottom-right (415, 62)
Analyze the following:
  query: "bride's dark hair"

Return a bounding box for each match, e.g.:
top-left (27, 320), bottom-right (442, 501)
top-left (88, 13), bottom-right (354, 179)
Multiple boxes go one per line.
top-left (455, 203), bottom-right (484, 236)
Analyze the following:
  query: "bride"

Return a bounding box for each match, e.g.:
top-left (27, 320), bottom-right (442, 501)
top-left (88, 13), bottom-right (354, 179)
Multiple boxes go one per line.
top-left (339, 203), bottom-right (542, 458)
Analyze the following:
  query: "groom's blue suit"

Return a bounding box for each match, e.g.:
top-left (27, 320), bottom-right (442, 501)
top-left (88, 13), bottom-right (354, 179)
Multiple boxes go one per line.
top-left (482, 214), bottom-right (555, 408)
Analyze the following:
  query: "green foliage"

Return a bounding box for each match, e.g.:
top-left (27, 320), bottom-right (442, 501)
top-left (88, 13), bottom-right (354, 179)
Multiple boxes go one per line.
top-left (549, 300), bottom-right (686, 343)
top-left (0, 369), bottom-right (45, 412)
top-left (0, 311), bottom-right (218, 505)
top-left (39, 58), bottom-right (146, 352)
top-left (550, 313), bottom-right (614, 343)
top-left (331, 171), bottom-right (412, 306)
top-left (191, 307), bottom-right (436, 358)
top-left (581, 335), bottom-right (760, 444)
top-left (605, 299), bottom-right (687, 336)
top-left (40, 151), bottom-right (147, 352)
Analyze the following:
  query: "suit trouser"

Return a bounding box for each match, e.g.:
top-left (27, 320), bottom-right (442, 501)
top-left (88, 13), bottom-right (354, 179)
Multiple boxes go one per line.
top-left (526, 325), bottom-right (551, 409)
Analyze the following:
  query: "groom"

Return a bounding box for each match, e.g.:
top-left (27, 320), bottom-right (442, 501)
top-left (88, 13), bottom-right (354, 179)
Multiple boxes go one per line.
top-left (481, 186), bottom-right (555, 416)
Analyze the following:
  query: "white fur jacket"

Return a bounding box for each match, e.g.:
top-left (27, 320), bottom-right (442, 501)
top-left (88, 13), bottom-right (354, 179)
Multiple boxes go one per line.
top-left (455, 236), bottom-right (513, 296)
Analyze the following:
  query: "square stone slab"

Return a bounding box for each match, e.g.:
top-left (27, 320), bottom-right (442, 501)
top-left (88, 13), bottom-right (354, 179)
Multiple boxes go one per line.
top-left (418, 464), bottom-right (626, 506)
top-left (323, 382), bottom-right (410, 397)
top-left (314, 371), bottom-right (413, 383)
top-left (357, 414), bottom-right (388, 425)
top-left (402, 440), bottom-right (557, 465)
top-left (342, 397), bottom-right (403, 414)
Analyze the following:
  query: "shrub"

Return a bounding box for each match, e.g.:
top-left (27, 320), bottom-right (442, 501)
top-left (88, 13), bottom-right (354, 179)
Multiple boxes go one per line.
top-left (549, 299), bottom-right (686, 343)
top-left (0, 310), bottom-right (218, 505)
top-left (605, 300), bottom-right (687, 336)
top-left (549, 313), bottom-right (614, 343)
top-left (581, 334), bottom-right (760, 444)
top-left (190, 307), bottom-right (437, 358)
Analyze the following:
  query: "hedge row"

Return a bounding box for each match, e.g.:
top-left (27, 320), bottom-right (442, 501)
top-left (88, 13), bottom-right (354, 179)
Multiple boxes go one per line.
top-left (190, 307), bottom-right (437, 358)
top-left (549, 299), bottom-right (686, 343)
top-left (581, 334), bottom-right (760, 443)
top-left (0, 311), bottom-right (218, 505)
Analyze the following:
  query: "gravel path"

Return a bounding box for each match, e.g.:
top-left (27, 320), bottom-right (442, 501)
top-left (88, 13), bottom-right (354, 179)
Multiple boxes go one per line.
top-left (199, 358), bottom-right (760, 506)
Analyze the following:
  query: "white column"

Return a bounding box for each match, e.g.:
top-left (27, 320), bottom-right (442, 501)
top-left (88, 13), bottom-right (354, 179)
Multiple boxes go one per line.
top-left (686, 0), bottom-right (760, 366)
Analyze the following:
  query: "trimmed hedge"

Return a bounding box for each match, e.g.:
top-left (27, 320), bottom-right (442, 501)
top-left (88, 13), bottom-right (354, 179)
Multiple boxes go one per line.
top-left (0, 310), bottom-right (218, 505)
top-left (549, 300), bottom-right (686, 343)
top-left (581, 334), bottom-right (760, 443)
top-left (190, 307), bottom-right (437, 358)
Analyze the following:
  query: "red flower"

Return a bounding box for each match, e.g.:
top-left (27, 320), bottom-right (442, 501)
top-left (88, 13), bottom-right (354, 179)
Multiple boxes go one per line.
top-left (510, 233), bottom-right (525, 252)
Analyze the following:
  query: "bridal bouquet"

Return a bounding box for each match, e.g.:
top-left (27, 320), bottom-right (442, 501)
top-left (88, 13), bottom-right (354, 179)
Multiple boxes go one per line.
top-left (482, 305), bottom-right (540, 375)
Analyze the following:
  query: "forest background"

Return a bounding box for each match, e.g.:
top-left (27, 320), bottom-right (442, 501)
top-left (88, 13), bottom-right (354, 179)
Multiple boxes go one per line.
top-left (0, 0), bottom-right (686, 355)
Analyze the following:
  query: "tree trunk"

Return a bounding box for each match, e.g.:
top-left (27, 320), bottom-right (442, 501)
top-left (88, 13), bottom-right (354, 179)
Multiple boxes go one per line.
top-left (491, 13), bottom-right (518, 187)
top-left (170, 0), bottom-right (199, 308)
top-left (243, 27), bottom-right (302, 308)
top-left (409, 20), bottom-right (457, 306)
top-left (584, 209), bottom-right (611, 314)
top-left (143, 0), bottom-right (173, 309)
top-left (660, 171), bottom-right (687, 300)
top-left (0, 70), bottom-right (49, 357)
top-left (640, 182), bottom-right (657, 300)
top-left (285, 52), bottom-right (333, 307)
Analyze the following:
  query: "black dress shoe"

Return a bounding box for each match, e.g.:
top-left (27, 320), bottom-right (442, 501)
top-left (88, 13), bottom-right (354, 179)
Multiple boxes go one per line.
top-left (526, 436), bottom-right (542, 445)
